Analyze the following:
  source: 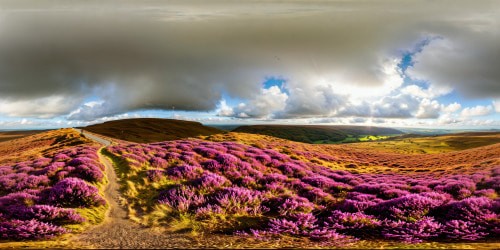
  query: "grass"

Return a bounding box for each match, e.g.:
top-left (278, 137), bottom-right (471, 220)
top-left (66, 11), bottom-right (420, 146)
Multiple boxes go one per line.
top-left (0, 128), bottom-right (97, 165)
top-left (102, 148), bottom-right (180, 227)
top-left (0, 130), bottom-right (48, 143)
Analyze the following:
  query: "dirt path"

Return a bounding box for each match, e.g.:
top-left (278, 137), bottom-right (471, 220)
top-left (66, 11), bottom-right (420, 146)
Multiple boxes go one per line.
top-left (73, 129), bottom-right (195, 249)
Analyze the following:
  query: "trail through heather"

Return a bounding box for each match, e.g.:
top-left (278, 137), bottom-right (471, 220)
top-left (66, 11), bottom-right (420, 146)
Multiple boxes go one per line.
top-left (73, 129), bottom-right (194, 248)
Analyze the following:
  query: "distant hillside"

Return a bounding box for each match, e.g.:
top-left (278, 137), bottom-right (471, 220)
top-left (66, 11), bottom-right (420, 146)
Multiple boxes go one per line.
top-left (0, 129), bottom-right (94, 164)
top-left (82, 118), bottom-right (223, 143)
top-left (232, 125), bottom-right (403, 144)
top-left (0, 130), bottom-right (48, 143)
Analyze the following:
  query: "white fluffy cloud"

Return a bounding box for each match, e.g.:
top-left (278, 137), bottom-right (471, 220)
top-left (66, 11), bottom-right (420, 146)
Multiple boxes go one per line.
top-left (460, 105), bottom-right (494, 117)
top-left (415, 99), bottom-right (441, 119)
top-left (0, 95), bottom-right (83, 118)
top-left (442, 102), bottom-right (462, 113)
top-left (493, 100), bottom-right (500, 113)
top-left (225, 86), bottom-right (288, 119)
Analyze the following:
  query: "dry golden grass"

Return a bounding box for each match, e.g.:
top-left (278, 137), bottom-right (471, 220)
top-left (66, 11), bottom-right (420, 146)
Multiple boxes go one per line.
top-left (0, 130), bottom-right (48, 143)
top-left (0, 128), bottom-right (97, 165)
top-left (352, 132), bottom-right (500, 154)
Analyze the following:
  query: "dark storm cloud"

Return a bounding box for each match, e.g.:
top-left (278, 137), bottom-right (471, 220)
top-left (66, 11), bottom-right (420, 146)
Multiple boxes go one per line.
top-left (0, 0), bottom-right (498, 119)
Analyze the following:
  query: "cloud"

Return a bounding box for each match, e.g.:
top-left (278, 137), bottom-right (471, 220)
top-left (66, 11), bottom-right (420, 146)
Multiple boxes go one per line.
top-left (400, 85), bottom-right (451, 99)
top-left (442, 102), bottom-right (462, 113)
top-left (0, 1), bottom-right (498, 121)
top-left (407, 35), bottom-right (500, 99)
top-left (493, 100), bottom-right (500, 113)
top-left (415, 99), bottom-right (441, 119)
top-left (460, 105), bottom-right (494, 117)
top-left (230, 86), bottom-right (288, 118)
top-left (216, 100), bottom-right (235, 117)
top-left (0, 95), bottom-right (83, 118)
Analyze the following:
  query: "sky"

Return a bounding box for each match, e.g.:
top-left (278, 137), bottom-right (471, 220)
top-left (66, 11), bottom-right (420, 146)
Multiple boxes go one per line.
top-left (0, 0), bottom-right (499, 130)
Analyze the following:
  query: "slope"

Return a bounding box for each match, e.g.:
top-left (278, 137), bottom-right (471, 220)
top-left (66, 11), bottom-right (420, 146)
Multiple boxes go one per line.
top-left (232, 125), bottom-right (402, 144)
top-left (82, 118), bottom-right (223, 143)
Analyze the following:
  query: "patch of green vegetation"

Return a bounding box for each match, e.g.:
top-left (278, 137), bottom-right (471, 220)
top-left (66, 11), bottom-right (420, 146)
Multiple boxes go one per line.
top-left (358, 135), bottom-right (392, 142)
top-left (313, 134), bottom-right (395, 144)
top-left (233, 125), bottom-right (402, 144)
top-left (357, 132), bottom-right (500, 154)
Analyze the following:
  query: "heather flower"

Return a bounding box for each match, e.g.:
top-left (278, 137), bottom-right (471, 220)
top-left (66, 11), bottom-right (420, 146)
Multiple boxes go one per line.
top-left (302, 187), bottom-right (333, 204)
top-left (369, 194), bottom-right (444, 222)
top-left (215, 153), bottom-right (240, 166)
top-left (123, 153), bottom-right (148, 164)
top-left (193, 147), bottom-right (219, 158)
top-left (277, 196), bottom-right (315, 216)
top-left (43, 178), bottom-right (105, 207)
top-left (325, 210), bottom-right (381, 237)
top-left (381, 217), bottom-right (441, 243)
top-left (268, 212), bottom-right (317, 235)
top-left (235, 176), bottom-right (257, 188)
top-left (68, 157), bottom-right (95, 167)
top-left (278, 162), bottom-right (302, 176)
top-left (0, 219), bottom-right (68, 239)
top-left (38, 162), bottom-right (66, 177)
top-left (380, 189), bottom-right (411, 199)
top-left (166, 165), bottom-right (203, 180)
top-left (473, 189), bottom-right (496, 198)
top-left (434, 180), bottom-right (476, 199)
top-left (0, 166), bottom-right (13, 175)
top-left (195, 204), bottom-right (224, 219)
top-left (72, 164), bottom-right (104, 182)
top-left (441, 220), bottom-right (489, 241)
top-left (150, 157), bottom-right (168, 168)
top-left (193, 173), bottom-right (229, 191)
top-left (259, 173), bottom-right (288, 185)
top-left (480, 176), bottom-right (500, 192)
top-left (255, 154), bottom-right (272, 165)
top-left (55, 170), bottom-right (70, 181)
top-left (410, 185), bottom-right (432, 193)
top-left (53, 153), bottom-right (71, 162)
top-left (146, 169), bottom-right (164, 182)
top-left (0, 191), bottom-right (39, 208)
top-left (6, 205), bottom-right (85, 224)
top-left (307, 228), bottom-right (346, 242)
top-left (165, 152), bottom-right (181, 161)
top-left (16, 166), bottom-right (35, 174)
top-left (436, 197), bottom-right (496, 223)
top-left (32, 158), bottom-right (52, 168)
top-left (158, 186), bottom-right (205, 212)
top-left (214, 187), bottom-right (264, 215)
top-left (200, 160), bottom-right (221, 172)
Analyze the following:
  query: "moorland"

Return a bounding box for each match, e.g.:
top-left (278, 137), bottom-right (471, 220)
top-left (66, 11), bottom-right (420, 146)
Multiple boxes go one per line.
top-left (1, 119), bottom-right (498, 249)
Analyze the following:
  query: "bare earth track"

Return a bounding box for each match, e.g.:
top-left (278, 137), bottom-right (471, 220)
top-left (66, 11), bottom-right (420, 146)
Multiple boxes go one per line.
top-left (73, 130), bottom-right (195, 249)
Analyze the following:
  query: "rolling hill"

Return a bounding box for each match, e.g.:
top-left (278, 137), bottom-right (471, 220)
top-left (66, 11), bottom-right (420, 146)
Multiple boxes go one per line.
top-left (0, 130), bottom-right (48, 143)
top-left (81, 118), bottom-right (223, 143)
top-left (232, 125), bottom-right (403, 144)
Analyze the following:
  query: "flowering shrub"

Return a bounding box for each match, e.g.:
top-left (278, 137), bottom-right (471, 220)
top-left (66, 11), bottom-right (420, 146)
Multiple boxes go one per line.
top-left (381, 217), bottom-right (442, 243)
top-left (0, 146), bottom-right (106, 240)
top-left (0, 219), bottom-right (68, 239)
top-left (42, 178), bottom-right (105, 207)
top-left (107, 140), bottom-right (500, 243)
